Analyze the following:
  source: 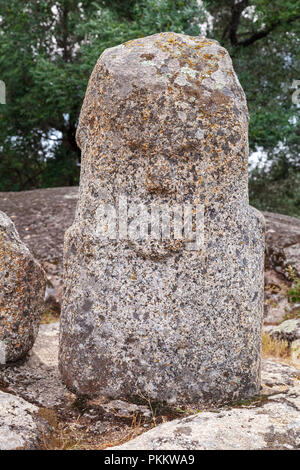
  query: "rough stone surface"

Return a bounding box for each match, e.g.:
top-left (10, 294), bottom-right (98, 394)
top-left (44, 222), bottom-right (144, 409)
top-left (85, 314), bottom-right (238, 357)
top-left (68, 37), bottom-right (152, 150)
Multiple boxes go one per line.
top-left (0, 187), bottom-right (78, 266)
top-left (0, 187), bottom-right (79, 310)
top-left (1, 324), bottom-right (299, 449)
top-left (101, 400), bottom-right (152, 418)
top-left (0, 390), bottom-right (51, 450)
top-left (291, 339), bottom-right (300, 364)
top-left (0, 211), bottom-right (46, 362)
top-left (0, 187), bottom-right (299, 319)
top-left (113, 361), bottom-right (300, 450)
top-left (0, 322), bottom-right (69, 408)
top-left (264, 269), bottom-right (294, 325)
top-left (265, 319), bottom-right (300, 343)
top-left (263, 211), bottom-right (300, 277)
top-left (60, 32), bottom-right (265, 404)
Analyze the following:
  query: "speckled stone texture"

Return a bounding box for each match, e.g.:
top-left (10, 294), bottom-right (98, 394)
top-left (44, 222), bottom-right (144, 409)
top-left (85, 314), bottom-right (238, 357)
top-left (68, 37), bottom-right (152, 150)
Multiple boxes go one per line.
top-left (0, 211), bottom-right (46, 362)
top-left (59, 32), bottom-right (265, 404)
top-left (0, 391), bottom-right (51, 450)
top-left (113, 362), bottom-right (300, 450)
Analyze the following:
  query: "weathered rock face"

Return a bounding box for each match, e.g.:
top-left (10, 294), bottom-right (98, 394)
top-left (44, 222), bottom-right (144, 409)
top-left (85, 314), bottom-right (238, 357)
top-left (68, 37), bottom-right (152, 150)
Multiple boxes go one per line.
top-left (0, 186), bottom-right (79, 312)
top-left (0, 211), bottom-right (46, 363)
top-left (0, 391), bottom-right (51, 450)
top-left (265, 319), bottom-right (300, 343)
top-left (263, 269), bottom-right (293, 325)
top-left (60, 32), bottom-right (265, 404)
top-left (0, 322), bottom-right (69, 408)
top-left (263, 211), bottom-right (300, 277)
top-left (113, 361), bottom-right (300, 450)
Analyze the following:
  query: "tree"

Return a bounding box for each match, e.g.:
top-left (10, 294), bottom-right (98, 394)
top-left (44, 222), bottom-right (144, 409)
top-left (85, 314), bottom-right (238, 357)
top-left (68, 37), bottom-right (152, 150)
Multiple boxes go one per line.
top-left (0, 1), bottom-right (95, 189)
top-left (0, 0), bottom-right (204, 190)
top-left (204, 0), bottom-right (300, 215)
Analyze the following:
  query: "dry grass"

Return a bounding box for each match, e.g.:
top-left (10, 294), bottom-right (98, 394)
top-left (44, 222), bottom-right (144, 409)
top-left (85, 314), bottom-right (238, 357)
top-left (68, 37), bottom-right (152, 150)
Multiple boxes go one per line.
top-left (42, 424), bottom-right (86, 450)
top-left (40, 308), bottom-right (60, 324)
top-left (41, 412), bottom-right (150, 450)
top-left (38, 395), bottom-right (197, 451)
top-left (97, 415), bottom-right (144, 450)
top-left (262, 331), bottom-right (290, 359)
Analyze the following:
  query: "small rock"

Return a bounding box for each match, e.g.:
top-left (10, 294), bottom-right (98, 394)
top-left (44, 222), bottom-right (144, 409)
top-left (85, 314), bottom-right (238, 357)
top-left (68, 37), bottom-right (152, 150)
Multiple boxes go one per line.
top-left (263, 211), bottom-right (300, 277)
top-left (264, 269), bottom-right (292, 324)
top-left (102, 400), bottom-right (151, 418)
top-left (0, 322), bottom-right (69, 408)
top-left (0, 211), bottom-right (46, 362)
top-left (0, 391), bottom-right (51, 450)
top-left (265, 319), bottom-right (300, 343)
top-left (261, 359), bottom-right (300, 389)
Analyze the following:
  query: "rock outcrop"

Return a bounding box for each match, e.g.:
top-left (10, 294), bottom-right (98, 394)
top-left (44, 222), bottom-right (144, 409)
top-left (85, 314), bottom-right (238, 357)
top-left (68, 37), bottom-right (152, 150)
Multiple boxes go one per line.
top-left (113, 361), bottom-right (300, 450)
top-left (265, 319), bottom-right (300, 365)
top-left (0, 322), bottom-right (299, 450)
top-left (0, 189), bottom-right (299, 321)
top-left (0, 211), bottom-right (46, 363)
top-left (0, 391), bottom-right (51, 450)
top-left (263, 211), bottom-right (300, 277)
top-left (265, 319), bottom-right (300, 343)
top-left (0, 322), bottom-right (68, 408)
top-left (0, 187), bottom-right (79, 312)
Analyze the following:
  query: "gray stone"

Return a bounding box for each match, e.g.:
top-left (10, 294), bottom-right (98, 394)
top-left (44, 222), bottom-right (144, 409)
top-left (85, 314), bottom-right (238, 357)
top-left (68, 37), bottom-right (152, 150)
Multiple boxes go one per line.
top-left (0, 322), bottom-right (69, 408)
top-left (265, 319), bottom-right (300, 343)
top-left (1, 321), bottom-right (299, 450)
top-left (0, 187), bottom-right (79, 311)
top-left (263, 211), bottom-right (300, 277)
top-left (0, 211), bottom-right (46, 363)
top-left (261, 359), bottom-right (300, 388)
top-left (0, 391), bottom-right (51, 450)
top-left (60, 32), bottom-right (265, 404)
top-left (113, 361), bottom-right (300, 450)
top-left (101, 399), bottom-right (151, 418)
top-left (291, 339), bottom-right (300, 364)
top-left (264, 269), bottom-right (293, 325)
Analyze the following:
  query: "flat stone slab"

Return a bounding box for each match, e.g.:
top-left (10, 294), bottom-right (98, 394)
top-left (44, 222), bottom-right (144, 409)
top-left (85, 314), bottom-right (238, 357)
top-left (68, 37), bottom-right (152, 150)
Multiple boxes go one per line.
top-left (114, 361), bottom-right (300, 450)
top-left (0, 391), bottom-right (50, 450)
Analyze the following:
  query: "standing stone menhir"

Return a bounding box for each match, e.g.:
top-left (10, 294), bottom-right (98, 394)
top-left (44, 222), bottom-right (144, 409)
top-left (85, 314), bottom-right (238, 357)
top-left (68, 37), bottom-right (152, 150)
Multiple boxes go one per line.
top-left (59, 32), bottom-right (265, 404)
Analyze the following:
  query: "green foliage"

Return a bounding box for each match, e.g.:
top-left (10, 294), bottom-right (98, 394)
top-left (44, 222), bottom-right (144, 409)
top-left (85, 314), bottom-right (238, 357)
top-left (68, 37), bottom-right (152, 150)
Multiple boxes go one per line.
top-left (0, 0), bottom-right (204, 190)
top-left (288, 278), bottom-right (300, 304)
top-left (0, 0), bottom-right (299, 208)
top-left (249, 158), bottom-right (300, 217)
top-left (78, 0), bottom-right (204, 75)
top-left (207, 4), bottom-right (299, 146)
